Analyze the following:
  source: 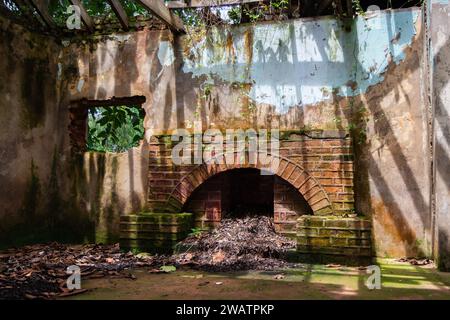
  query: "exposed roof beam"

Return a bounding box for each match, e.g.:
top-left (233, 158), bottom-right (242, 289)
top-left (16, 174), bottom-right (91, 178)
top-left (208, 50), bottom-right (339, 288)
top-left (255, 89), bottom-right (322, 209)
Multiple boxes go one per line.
top-left (11, 0), bottom-right (39, 23)
top-left (316, 0), bottom-right (334, 16)
top-left (108, 0), bottom-right (129, 30)
top-left (335, 0), bottom-right (344, 16)
top-left (68, 0), bottom-right (94, 32)
top-left (346, 0), bottom-right (354, 17)
top-left (166, 0), bottom-right (262, 8)
top-left (28, 0), bottom-right (55, 28)
top-left (166, 1), bottom-right (186, 8)
top-left (135, 0), bottom-right (185, 33)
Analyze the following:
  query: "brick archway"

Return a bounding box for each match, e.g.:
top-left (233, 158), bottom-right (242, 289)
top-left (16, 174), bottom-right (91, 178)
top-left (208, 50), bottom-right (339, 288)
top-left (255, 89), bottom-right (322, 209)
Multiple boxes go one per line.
top-left (165, 152), bottom-right (333, 215)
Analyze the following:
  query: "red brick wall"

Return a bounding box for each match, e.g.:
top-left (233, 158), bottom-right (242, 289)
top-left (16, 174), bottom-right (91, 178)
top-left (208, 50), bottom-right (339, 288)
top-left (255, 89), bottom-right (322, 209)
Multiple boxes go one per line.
top-left (184, 174), bottom-right (223, 229)
top-left (278, 137), bottom-right (354, 215)
top-left (147, 132), bottom-right (355, 216)
top-left (274, 177), bottom-right (313, 237)
top-left (184, 169), bottom-right (274, 228)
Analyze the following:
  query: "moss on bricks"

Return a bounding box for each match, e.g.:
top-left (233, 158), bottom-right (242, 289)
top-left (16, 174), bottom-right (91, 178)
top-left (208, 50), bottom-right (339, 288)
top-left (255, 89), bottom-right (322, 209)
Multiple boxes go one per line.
top-left (120, 213), bottom-right (194, 253)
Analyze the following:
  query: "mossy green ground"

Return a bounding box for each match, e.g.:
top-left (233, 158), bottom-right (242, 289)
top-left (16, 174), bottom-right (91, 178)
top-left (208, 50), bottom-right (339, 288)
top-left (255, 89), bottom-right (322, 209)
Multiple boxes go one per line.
top-left (63, 259), bottom-right (450, 300)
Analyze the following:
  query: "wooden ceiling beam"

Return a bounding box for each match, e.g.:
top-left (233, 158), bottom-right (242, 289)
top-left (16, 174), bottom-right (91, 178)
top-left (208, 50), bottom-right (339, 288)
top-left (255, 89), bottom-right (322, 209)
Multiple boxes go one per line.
top-left (107, 0), bottom-right (129, 31)
top-left (346, 0), bottom-right (354, 17)
top-left (68, 0), bottom-right (94, 32)
top-left (166, 0), bottom-right (263, 8)
top-left (11, 0), bottom-right (39, 23)
top-left (316, 0), bottom-right (334, 16)
top-left (135, 0), bottom-right (185, 33)
top-left (28, 0), bottom-right (56, 28)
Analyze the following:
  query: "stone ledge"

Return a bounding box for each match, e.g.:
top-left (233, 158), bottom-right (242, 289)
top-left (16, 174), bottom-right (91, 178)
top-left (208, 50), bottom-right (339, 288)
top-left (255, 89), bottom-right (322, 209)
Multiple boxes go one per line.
top-left (296, 245), bottom-right (373, 257)
top-left (120, 213), bottom-right (194, 253)
top-left (296, 215), bottom-right (372, 258)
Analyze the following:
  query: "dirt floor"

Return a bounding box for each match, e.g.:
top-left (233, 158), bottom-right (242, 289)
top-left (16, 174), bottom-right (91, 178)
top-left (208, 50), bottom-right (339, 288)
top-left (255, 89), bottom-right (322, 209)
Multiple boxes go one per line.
top-left (62, 259), bottom-right (450, 300)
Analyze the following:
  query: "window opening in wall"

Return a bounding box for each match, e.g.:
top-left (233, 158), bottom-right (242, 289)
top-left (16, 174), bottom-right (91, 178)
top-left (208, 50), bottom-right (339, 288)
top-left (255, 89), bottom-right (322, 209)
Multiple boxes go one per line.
top-left (87, 105), bottom-right (145, 153)
top-left (69, 96), bottom-right (146, 153)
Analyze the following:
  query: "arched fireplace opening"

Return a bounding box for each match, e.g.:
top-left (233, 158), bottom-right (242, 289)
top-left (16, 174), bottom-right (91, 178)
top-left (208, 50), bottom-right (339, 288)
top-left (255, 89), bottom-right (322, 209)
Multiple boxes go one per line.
top-left (222, 168), bottom-right (274, 218)
top-left (183, 168), bottom-right (313, 229)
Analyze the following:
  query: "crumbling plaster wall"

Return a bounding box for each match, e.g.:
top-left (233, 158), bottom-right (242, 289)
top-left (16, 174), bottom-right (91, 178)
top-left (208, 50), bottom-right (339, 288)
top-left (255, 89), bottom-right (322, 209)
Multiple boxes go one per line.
top-left (63, 7), bottom-right (431, 257)
top-left (0, 16), bottom-right (148, 247)
top-left (0, 17), bottom-right (75, 247)
top-left (0, 6), bottom-right (438, 260)
top-left (429, 0), bottom-right (450, 270)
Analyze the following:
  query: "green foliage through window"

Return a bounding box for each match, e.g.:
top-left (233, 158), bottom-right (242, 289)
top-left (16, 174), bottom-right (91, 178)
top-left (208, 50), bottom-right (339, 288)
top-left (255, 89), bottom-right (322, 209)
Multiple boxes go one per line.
top-left (48, 0), bottom-right (151, 27)
top-left (87, 106), bottom-right (145, 153)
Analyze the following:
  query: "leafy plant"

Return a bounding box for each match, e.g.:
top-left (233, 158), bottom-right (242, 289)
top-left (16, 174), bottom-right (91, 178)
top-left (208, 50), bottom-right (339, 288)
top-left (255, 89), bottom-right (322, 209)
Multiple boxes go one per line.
top-left (270, 0), bottom-right (289, 12)
top-left (227, 6), bottom-right (242, 24)
top-left (160, 265), bottom-right (176, 273)
top-left (352, 0), bottom-right (365, 16)
top-left (243, 0), bottom-right (289, 23)
top-left (201, 83), bottom-right (213, 99)
top-left (175, 8), bottom-right (205, 28)
top-left (87, 105), bottom-right (145, 153)
top-left (47, 0), bottom-right (151, 27)
top-left (189, 227), bottom-right (208, 238)
top-left (244, 6), bottom-right (264, 23)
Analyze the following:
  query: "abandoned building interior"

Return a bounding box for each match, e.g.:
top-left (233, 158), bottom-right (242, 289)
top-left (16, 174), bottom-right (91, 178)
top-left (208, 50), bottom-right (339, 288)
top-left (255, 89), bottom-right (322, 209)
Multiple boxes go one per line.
top-left (1, 0), bottom-right (450, 298)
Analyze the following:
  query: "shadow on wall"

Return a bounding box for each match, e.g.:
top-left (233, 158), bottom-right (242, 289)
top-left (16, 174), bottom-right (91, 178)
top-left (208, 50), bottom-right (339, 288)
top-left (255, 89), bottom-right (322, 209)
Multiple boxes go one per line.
top-left (35, 6), bottom-right (447, 265)
top-left (173, 9), bottom-right (433, 258)
top-left (5, 7), bottom-right (447, 265)
top-left (75, 142), bottom-right (149, 245)
top-left (40, 30), bottom-right (151, 247)
top-left (0, 150), bottom-right (96, 249)
top-left (344, 11), bottom-right (431, 258)
top-left (355, 8), bottom-right (450, 264)
top-left (0, 141), bottom-right (149, 249)
top-left (432, 2), bottom-right (450, 270)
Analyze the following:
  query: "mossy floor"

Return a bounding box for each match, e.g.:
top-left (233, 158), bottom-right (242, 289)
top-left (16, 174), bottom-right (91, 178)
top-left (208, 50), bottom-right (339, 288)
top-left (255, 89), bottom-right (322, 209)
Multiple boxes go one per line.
top-left (62, 259), bottom-right (450, 300)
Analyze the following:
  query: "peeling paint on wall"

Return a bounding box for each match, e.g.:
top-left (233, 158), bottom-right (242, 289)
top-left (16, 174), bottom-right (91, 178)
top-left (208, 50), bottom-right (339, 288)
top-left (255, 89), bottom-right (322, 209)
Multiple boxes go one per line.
top-left (157, 41), bottom-right (175, 67)
top-left (77, 78), bottom-right (85, 93)
top-left (182, 9), bottom-right (420, 113)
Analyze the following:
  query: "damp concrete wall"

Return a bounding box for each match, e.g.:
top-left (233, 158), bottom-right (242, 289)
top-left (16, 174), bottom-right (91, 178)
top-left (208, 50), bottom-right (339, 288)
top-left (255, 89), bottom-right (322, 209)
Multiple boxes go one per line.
top-left (63, 7), bottom-right (431, 258)
top-left (0, 7), bottom-right (443, 262)
top-left (429, 0), bottom-right (450, 270)
top-left (0, 17), bottom-right (75, 246)
top-left (0, 16), bottom-right (148, 247)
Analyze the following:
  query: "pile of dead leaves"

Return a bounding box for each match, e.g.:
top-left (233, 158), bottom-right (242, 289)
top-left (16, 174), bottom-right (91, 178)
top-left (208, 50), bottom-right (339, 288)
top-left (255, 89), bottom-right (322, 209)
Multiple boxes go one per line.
top-left (397, 257), bottom-right (435, 266)
top-left (0, 243), bottom-right (158, 300)
top-left (0, 217), bottom-right (298, 298)
top-left (173, 216), bottom-right (297, 271)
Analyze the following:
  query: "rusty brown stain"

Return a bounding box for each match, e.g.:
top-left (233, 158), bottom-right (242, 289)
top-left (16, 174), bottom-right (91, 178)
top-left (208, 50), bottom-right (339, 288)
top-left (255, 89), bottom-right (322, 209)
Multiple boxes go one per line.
top-left (243, 29), bottom-right (253, 64)
top-left (371, 199), bottom-right (421, 257)
top-left (225, 32), bottom-right (235, 64)
top-left (362, 23), bottom-right (427, 258)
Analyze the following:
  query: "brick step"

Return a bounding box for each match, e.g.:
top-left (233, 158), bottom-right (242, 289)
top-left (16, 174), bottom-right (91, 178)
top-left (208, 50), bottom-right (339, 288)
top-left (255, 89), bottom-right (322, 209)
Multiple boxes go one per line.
top-left (120, 222), bottom-right (187, 233)
top-left (120, 213), bottom-right (193, 225)
top-left (296, 245), bottom-right (372, 257)
top-left (297, 230), bottom-right (371, 239)
top-left (119, 213), bottom-right (194, 253)
top-left (120, 239), bottom-right (178, 254)
top-left (297, 226), bottom-right (371, 231)
top-left (120, 231), bottom-right (188, 241)
top-left (298, 240), bottom-right (372, 248)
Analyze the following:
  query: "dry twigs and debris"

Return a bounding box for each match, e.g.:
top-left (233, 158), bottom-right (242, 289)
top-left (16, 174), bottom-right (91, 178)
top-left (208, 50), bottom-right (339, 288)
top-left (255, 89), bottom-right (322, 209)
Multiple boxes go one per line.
top-left (0, 217), bottom-right (298, 299)
top-left (173, 216), bottom-right (297, 271)
top-left (0, 243), bottom-right (159, 300)
top-left (397, 257), bottom-right (435, 266)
